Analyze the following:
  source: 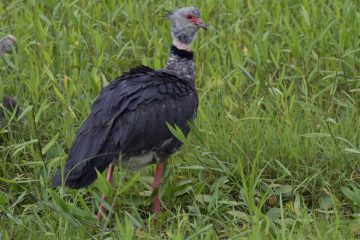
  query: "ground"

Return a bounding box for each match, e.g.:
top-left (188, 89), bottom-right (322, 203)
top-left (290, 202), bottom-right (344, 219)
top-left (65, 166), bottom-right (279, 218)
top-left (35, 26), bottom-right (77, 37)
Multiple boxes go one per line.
top-left (0, 0), bottom-right (359, 239)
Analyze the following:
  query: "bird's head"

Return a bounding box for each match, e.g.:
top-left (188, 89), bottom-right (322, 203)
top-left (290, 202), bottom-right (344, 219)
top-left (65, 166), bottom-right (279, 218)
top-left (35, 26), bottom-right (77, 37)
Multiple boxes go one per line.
top-left (167, 7), bottom-right (207, 51)
top-left (0, 35), bottom-right (17, 56)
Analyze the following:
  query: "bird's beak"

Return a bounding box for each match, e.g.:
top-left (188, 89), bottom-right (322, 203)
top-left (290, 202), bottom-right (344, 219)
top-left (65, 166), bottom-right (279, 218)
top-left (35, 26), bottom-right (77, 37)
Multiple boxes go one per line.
top-left (195, 18), bottom-right (208, 31)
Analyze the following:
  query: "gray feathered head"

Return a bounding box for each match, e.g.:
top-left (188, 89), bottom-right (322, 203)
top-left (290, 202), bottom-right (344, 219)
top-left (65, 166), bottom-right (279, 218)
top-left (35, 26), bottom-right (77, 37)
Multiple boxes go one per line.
top-left (0, 35), bottom-right (17, 57)
top-left (167, 7), bottom-right (207, 45)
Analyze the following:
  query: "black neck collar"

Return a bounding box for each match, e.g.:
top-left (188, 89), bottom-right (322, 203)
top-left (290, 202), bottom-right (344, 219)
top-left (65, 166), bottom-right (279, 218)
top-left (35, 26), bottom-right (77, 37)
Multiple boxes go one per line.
top-left (170, 45), bottom-right (193, 60)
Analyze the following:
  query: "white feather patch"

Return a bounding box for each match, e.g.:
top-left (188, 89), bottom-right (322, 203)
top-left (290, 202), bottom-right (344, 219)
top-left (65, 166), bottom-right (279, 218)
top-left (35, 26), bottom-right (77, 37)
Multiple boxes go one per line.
top-left (172, 38), bottom-right (192, 51)
top-left (117, 151), bottom-right (156, 171)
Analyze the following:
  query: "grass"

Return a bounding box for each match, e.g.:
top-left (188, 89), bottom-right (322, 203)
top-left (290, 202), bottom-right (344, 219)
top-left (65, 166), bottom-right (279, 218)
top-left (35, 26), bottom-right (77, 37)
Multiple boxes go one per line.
top-left (0, 0), bottom-right (360, 239)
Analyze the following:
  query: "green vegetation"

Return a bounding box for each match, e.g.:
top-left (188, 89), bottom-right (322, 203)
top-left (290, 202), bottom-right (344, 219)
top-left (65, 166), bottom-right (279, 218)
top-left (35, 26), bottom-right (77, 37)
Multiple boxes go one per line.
top-left (1, 0), bottom-right (359, 239)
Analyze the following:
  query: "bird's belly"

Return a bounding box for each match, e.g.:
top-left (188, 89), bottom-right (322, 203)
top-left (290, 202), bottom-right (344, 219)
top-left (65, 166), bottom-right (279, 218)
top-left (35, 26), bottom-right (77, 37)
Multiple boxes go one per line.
top-left (117, 151), bottom-right (157, 171)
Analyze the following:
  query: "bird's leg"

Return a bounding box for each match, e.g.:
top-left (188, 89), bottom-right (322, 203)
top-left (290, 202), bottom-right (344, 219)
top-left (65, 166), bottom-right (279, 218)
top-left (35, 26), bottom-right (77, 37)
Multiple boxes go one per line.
top-left (97, 163), bottom-right (115, 221)
top-left (152, 162), bottom-right (164, 214)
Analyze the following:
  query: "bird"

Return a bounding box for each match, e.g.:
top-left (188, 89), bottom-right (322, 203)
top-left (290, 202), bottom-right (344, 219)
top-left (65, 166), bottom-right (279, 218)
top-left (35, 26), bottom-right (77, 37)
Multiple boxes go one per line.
top-left (0, 95), bottom-right (20, 125)
top-left (0, 35), bottom-right (20, 126)
top-left (52, 7), bottom-right (207, 221)
top-left (0, 35), bottom-right (16, 58)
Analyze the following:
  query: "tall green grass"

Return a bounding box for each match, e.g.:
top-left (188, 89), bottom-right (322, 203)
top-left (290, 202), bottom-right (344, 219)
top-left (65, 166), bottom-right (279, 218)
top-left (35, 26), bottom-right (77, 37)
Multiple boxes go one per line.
top-left (0, 0), bottom-right (359, 239)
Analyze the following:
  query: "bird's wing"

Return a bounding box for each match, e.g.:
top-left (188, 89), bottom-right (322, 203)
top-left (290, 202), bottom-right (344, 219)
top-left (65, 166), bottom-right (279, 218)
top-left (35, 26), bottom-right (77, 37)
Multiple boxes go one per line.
top-left (53, 67), bottom-right (198, 189)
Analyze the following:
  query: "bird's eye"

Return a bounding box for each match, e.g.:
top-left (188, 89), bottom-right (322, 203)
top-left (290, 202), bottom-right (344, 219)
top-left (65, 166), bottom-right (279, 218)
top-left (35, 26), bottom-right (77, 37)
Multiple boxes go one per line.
top-left (187, 15), bottom-right (193, 19)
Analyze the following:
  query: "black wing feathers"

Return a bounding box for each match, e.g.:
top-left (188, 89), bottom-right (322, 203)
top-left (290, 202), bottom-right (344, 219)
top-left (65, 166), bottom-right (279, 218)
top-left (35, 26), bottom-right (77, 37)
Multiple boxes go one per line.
top-left (53, 66), bottom-right (198, 189)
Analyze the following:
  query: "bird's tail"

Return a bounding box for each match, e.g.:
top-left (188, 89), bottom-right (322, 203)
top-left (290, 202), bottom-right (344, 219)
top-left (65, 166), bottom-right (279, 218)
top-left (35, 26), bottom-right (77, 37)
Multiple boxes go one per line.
top-left (52, 152), bottom-right (116, 189)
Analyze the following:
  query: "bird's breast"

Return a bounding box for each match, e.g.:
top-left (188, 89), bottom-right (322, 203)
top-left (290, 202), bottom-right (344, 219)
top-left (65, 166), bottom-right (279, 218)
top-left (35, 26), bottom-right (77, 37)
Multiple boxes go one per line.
top-left (114, 137), bottom-right (181, 171)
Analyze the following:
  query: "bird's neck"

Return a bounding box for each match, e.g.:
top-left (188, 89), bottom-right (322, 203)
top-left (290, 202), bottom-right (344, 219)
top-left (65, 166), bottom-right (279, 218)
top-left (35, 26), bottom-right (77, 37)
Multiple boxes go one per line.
top-left (172, 38), bottom-right (192, 51)
top-left (164, 44), bottom-right (195, 81)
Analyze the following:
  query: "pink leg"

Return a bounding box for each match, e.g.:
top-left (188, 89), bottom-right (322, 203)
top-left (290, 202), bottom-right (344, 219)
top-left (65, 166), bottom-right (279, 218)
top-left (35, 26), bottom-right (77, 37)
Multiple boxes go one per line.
top-left (152, 162), bottom-right (164, 214)
top-left (97, 163), bottom-right (115, 221)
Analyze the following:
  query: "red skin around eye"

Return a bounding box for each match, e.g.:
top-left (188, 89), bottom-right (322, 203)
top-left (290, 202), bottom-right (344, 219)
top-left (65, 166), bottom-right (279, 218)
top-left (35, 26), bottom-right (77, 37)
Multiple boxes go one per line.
top-left (187, 15), bottom-right (204, 28)
top-left (191, 18), bottom-right (200, 24)
top-left (187, 15), bottom-right (199, 23)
